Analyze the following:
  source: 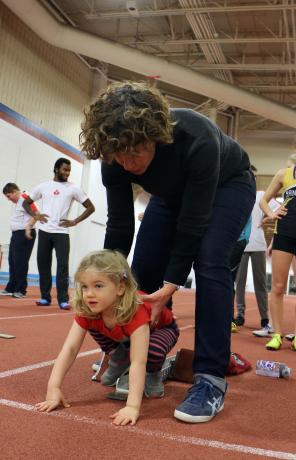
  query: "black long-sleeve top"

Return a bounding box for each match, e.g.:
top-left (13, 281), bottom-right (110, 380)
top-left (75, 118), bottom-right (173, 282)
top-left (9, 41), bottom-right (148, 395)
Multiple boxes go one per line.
top-left (102, 109), bottom-right (251, 285)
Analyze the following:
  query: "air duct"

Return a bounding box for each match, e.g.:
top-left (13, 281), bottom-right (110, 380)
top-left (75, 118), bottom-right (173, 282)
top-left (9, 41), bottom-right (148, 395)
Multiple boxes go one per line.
top-left (2, 0), bottom-right (296, 129)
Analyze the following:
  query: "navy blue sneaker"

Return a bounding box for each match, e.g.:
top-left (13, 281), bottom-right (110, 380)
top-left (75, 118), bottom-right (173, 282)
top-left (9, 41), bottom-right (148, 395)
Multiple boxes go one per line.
top-left (174, 376), bottom-right (226, 423)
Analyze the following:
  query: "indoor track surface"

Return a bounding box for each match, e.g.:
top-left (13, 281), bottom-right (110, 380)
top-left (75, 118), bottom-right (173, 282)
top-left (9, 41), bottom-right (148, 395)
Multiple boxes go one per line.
top-left (1, 288), bottom-right (296, 460)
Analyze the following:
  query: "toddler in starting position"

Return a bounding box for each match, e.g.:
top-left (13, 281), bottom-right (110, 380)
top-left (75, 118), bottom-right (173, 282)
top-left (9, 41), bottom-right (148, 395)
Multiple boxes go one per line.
top-left (36, 250), bottom-right (179, 425)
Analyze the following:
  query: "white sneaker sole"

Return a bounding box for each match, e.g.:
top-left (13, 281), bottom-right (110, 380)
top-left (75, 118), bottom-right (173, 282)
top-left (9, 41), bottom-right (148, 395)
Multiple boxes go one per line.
top-left (252, 330), bottom-right (273, 337)
top-left (174, 404), bottom-right (224, 423)
top-left (92, 363), bottom-right (101, 372)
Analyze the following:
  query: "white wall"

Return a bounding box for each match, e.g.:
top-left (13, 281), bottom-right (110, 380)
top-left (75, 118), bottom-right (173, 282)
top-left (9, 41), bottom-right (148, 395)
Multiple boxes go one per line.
top-left (0, 118), bottom-right (107, 279)
top-left (0, 2), bottom-right (92, 147)
top-left (240, 138), bottom-right (294, 174)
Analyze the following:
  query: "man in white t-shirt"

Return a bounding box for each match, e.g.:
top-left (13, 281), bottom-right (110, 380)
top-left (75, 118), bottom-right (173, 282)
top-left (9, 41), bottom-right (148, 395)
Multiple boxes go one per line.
top-left (23, 157), bottom-right (95, 310)
top-left (0, 183), bottom-right (37, 298)
top-left (235, 190), bottom-right (278, 336)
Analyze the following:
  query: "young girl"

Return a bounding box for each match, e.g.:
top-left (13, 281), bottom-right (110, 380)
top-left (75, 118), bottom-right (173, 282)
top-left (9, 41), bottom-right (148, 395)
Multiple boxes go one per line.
top-left (36, 250), bottom-right (179, 425)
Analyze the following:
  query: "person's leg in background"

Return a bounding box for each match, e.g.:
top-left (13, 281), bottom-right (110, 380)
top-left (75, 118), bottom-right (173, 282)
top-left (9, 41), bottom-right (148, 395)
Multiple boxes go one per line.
top-left (13, 229), bottom-right (36, 296)
top-left (235, 252), bottom-right (250, 325)
top-left (250, 251), bottom-right (272, 336)
top-left (174, 180), bottom-right (255, 423)
top-left (229, 239), bottom-right (247, 332)
top-left (3, 232), bottom-right (16, 295)
top-left (37, 230), bottom-right (53, 304)
top-left (53, 233), bottom-right (70, 308)
top-left (289, 256), bottom-right (296, 349)
top-left (266, 240), bottom-right (293, 350)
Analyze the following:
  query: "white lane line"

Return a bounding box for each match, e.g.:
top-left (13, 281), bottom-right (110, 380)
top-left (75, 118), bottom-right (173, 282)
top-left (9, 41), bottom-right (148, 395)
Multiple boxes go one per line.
top-left (0, 297), bottom-right (39, 302)
top-left (0, 312), bottom-right (73, 320)
top-left (0, 399), bottom-right (295, 459)
top-left (0, 349), bottom-right (100, 379)
top-left (179, 325), bottom-right (194, 331)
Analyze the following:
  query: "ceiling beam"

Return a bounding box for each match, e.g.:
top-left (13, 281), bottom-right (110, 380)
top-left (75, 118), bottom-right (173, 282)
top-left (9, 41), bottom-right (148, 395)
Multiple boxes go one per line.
top-left (189, 63), bottom-right (296, 70)
top-left (124, 37), bottom-right (296, 45)
top-left (87, 4), bottom-right (296, 20)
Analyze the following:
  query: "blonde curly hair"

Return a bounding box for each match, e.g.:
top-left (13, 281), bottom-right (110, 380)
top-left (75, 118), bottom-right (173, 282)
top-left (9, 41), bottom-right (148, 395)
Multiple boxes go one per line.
top-left (73, 250), bottom-right (141, 324)
top-left (80, 81), bottom-right (174, 163)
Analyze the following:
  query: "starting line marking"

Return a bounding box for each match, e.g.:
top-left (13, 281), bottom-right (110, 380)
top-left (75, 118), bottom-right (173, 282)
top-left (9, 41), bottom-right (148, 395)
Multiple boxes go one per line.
top-left (0, 398), bottom-right (295, 460)
top-left (0, 349), bottom-right (100, 379)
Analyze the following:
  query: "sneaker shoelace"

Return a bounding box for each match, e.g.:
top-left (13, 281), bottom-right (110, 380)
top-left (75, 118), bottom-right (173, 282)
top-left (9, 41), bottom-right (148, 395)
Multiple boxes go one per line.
top-left (185, 379), bottom-right (218, 407)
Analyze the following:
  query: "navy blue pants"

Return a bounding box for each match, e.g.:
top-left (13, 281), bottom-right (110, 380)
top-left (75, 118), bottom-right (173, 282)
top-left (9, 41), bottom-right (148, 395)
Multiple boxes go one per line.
top-left (132, 179), bottom-right (255, 378)
top-left (6, 229), bottom-right (36, 295)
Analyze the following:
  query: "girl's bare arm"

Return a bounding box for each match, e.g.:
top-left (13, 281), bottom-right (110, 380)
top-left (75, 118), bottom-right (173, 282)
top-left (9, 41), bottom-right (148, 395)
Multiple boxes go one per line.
top-left (36, 321), bottom-right (86, 412)
top-left (110, 324), bottom-right (150, 426)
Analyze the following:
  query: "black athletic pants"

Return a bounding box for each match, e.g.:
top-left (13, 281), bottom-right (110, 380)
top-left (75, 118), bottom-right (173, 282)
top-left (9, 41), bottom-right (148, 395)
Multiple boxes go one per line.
top-left (37, 230), bottom-right (69, 304)
top-left (6, 229), bottom-right (36, 295)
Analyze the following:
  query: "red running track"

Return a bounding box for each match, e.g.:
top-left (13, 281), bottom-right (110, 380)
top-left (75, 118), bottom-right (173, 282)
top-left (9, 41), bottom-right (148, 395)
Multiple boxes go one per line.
top-left (0, 287), bottom-right (296, 460)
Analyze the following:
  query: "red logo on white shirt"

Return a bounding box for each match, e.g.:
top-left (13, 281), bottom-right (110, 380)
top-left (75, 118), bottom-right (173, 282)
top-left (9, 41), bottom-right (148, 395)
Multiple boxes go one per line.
top-left (53, 190), bottom-right (60, 195)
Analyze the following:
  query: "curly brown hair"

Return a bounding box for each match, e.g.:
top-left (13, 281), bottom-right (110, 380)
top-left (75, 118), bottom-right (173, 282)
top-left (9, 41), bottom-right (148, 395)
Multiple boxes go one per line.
top-left (80, 81), bottom-right (174, 163)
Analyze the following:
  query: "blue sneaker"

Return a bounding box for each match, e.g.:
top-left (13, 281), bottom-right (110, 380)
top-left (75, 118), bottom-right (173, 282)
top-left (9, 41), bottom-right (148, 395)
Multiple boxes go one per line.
top-left (59, 302), bottom-right (71, 310)
top-left (36, 299), bottom-right (51, 306)
top-left (174, 376), bottom-right (226, 423)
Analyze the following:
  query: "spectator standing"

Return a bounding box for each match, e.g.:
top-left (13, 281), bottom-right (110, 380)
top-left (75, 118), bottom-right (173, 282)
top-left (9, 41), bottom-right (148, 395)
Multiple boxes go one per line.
top-left (0, 183), bottom-right (37, 298)
top-left (235, 189), bottom-right (277, 336)
top-left (23, 158), bottom-right (95, 310)
top-left (259, 156), bottom-right (296, 351)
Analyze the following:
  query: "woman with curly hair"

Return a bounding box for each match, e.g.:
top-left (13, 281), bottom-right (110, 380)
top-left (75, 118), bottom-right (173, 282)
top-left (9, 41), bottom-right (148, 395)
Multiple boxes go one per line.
top-left (80, 81), bottom-right (256, 424)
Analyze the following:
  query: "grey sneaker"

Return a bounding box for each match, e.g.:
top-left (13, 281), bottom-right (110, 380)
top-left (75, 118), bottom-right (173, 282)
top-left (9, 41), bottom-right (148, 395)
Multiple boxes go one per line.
top-left (252, 324), bottom-right (274, 337)
top-left (115, 370), bottom-right (165, 398)
top-left (100, 344), bottom-right (130, 386)
top-left (12, 292), bottom-right (25, 299)
top-left (0, 290), bottom-right (12, 296)
top-left (144, 371), bottom-right (164, 398)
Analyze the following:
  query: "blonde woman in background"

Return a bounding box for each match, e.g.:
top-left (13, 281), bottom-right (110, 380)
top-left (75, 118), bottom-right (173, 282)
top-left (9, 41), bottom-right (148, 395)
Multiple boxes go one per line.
top-left (260, 153), bottom-right (296, 351)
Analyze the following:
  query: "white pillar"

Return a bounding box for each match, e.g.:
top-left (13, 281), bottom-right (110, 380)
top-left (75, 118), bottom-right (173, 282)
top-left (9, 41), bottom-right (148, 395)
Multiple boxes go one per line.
top-left (208, 104), bottom-right (217, 123)
top-left (233, 109), bottom-right (240, 141)
top-left (70, 71), bottom-right (108, 276)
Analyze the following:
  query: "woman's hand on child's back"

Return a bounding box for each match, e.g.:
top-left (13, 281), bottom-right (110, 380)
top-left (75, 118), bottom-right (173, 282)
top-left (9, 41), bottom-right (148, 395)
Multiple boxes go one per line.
top-left (35, 388), bottom-right (70, 413)
top-left (110, 405), bottom-right (139, 426)
top-left (142, 284), bottom-right (176, 326)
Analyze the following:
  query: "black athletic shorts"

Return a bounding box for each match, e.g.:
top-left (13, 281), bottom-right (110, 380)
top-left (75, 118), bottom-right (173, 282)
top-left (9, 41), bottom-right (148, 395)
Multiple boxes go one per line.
top-left (273, 233), bottom-right (296, 255)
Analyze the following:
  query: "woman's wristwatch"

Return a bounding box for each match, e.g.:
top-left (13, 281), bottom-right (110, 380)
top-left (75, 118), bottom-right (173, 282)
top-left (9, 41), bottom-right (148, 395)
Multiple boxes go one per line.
top-left (163, 280), bottom-right (180, 291)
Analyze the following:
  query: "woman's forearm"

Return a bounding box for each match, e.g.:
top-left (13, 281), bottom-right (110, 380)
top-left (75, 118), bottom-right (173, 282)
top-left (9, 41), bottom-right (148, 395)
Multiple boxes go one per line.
top-left (259, 198), bottom-right (274, 218)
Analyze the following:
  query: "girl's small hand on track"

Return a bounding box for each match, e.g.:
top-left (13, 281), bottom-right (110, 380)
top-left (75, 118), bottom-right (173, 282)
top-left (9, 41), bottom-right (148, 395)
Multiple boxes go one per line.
top-left (35, 396), bottom-right (70, 413)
